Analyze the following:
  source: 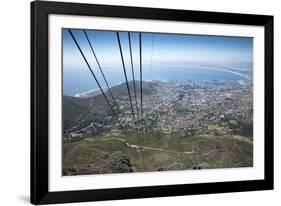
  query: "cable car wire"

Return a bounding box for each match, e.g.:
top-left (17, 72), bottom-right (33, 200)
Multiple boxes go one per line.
top-left (116, 32), bottom-right (137, 123)
top-left (139, 32), bottom-right (144, 144)
top-left (128, 32), bottom-right (139, 120)
top-left (68, 29), bottom-right (126, 133)
top-left (83, 30), bottom-right (121, 114)
top-left (149, 34), bottom-right (155, 80)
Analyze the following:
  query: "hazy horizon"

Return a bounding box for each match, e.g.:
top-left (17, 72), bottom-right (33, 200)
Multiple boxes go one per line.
top-left (63, 29), bottom-right (253, 96)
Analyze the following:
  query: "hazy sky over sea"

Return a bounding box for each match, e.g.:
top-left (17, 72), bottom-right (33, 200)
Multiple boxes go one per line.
top-left (63, 29), bottom-right (253, 72)
top-left (62, 29), bottom-right (253, 96)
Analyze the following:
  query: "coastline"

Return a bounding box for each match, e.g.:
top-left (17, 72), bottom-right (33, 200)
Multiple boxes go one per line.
top-left (71, 66), bottom-right (251, 97)
top-left (182, 65), bottom-right (250, 80)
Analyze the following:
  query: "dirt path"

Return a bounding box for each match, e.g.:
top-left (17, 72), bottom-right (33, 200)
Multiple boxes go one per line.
top-left (231, 135), bottom-right (253, 144)
top-left (93, 135), bottom-right (247, 158)
top-left (99, 137), bottom-right (196, 155)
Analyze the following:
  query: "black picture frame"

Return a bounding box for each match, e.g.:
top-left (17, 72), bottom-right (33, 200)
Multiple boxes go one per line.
top-left (31, 0), bottom-right (274, 204)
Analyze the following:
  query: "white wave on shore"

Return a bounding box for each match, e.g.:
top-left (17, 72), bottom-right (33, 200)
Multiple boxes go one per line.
top-left (74, 87), bottom-right (107, 98)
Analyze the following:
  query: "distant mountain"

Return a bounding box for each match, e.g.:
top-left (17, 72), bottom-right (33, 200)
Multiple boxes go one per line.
top-left (74, 80), bottom-right (158, 98)
top-left (63, 94), bottom-right (109, 131)
top-left (110, 80), bottom-right (158, 97)
top-left (63, 80), bottom-right (159, 131)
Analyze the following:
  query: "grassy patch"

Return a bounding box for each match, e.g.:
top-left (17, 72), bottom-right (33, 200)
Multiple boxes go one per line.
top-left (208, 124), bottom-right (220, 130)
top-left (63, 130), bottom-right (253, 175)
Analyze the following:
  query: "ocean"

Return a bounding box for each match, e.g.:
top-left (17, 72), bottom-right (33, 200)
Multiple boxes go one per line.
top-left (63, 65), bottom-right (247, 96)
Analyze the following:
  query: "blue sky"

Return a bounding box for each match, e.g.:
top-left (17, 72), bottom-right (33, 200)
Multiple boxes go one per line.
top-left (63, 29), bottom-right (253, 72)
top-left (63, 28), bottom-right (253, 95)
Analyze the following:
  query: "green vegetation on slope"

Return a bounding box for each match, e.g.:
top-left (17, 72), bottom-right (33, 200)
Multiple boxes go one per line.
top-left (63, 130), bottom-right (253, 175)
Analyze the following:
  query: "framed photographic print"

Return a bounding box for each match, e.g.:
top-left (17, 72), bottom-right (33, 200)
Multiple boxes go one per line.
top-left (31, 0), bottom-right (274, 204)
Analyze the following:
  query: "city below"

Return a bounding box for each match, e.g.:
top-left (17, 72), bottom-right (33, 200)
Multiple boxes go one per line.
top-left (63, 78), bottom-right (253, 175)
